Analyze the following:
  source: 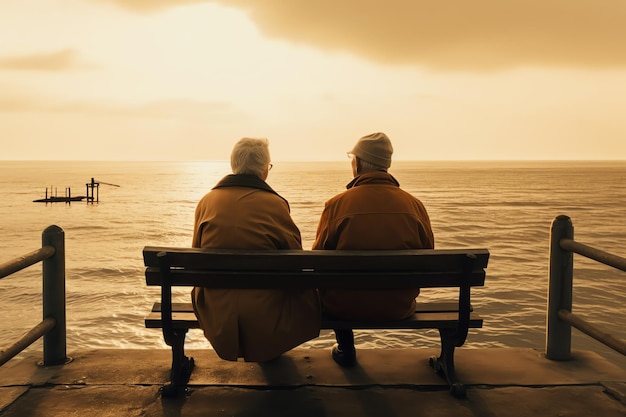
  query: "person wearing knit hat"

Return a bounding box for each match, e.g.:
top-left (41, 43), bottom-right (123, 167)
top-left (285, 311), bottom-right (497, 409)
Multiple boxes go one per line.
top-left (348, 132), bottom-right (393, 169)
top-left (313, 132), bottom-right (435, 368)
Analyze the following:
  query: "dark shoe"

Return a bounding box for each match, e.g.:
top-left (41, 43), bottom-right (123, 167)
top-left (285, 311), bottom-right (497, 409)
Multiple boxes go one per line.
top-left (331, 344), bottom-right (356, 368)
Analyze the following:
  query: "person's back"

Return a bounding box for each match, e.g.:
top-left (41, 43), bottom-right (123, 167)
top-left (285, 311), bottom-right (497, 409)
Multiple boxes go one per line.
top-left (192, 138), bottom-right (321, 362)
top-left (194, 178), bottom-right (300, 250)
top-left (313, 132), bottom-right (434, 366)
top-left (315, 171), bottom-right (432, 253)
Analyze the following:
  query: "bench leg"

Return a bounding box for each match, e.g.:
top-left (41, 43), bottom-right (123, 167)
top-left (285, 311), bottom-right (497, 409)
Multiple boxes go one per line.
top-left (429, 328), bottom-right (466, 398)
top-left (161, 329), bottom-right (195, 398)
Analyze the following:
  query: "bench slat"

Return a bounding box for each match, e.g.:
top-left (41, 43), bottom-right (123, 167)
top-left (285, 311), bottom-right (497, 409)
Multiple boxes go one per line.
top-left (145, 302), bottom-right (482, 330)
top-left (146, 312), bottom-right (201, 329)
top-left (143, 247), bottom-right (490, 271)
top-left (323, 312), bottom-right (483, 330)
top-left (145, 268), bottom-right (485, 288)
top-left (152, 301), bottom-right (472, 314)
top-left (145, 311), bottom-right (483, 330)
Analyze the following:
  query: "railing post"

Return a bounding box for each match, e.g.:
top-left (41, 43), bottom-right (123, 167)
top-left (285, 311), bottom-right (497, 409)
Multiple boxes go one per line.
top-left (42, 225), bottom-right (67, 365)
top-left (546, 215), bottom-right (574, 360)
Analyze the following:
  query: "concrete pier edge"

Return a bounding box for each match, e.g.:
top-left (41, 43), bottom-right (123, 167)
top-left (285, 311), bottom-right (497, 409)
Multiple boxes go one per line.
top-left (1, 347), bottom-right (625, 416)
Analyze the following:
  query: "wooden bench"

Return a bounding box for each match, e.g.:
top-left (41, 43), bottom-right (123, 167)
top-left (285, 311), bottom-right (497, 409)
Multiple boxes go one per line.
top-left (143, 247), bottom-right (489, 398)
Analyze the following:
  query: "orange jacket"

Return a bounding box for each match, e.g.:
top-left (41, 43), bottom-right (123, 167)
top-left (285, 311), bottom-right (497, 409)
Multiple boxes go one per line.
top-left (313, 171), bottom-right (434, 320)
top-left (191, 174), bottom-right (321, 361)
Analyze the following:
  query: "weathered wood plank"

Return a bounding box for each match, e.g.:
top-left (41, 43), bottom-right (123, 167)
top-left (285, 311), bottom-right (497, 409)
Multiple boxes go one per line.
top-left (145, 268), bottom-right (486, 288)
top-left (144, 311), bottom-right (483, 330)
top-left (146, 302), bottom-right (482, 330)
top-left (151, 301), bottom-right (472, 314)
top-left (143, 247), bottom-right (490, 271)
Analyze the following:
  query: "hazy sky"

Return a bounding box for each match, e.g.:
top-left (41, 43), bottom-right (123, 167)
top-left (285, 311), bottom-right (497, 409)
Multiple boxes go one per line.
top-left (1, 0), bottom-right (626, 161)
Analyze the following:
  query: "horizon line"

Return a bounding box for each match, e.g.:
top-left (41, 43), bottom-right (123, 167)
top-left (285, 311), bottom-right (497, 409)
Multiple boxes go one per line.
top-left (2, 158), bottom-right (626, 163)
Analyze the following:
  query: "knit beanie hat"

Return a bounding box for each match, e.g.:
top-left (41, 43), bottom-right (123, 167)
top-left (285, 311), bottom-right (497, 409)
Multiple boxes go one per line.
top-left (349, 132), bottom-right (393, 168)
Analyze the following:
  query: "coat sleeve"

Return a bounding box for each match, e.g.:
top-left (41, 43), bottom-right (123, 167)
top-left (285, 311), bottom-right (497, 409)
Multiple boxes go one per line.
top-left (279, 218), bottom-right (303, 250)
top-left (277, 200), bottom-right (303, 250)
top-left (191, 201), bottom-right (202, 248)
top-left (312, 201), bottom-right (333, 250)
top-left (415, 200), bottom-right (435, 249)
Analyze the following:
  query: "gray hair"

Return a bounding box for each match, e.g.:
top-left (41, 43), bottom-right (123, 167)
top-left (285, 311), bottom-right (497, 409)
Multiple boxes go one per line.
top-left (230, 137), bottom-right (271, 177)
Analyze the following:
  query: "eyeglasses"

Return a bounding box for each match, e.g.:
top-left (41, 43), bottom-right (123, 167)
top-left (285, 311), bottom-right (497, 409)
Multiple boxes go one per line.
top-left (268, 163), bottom-right (273, 171)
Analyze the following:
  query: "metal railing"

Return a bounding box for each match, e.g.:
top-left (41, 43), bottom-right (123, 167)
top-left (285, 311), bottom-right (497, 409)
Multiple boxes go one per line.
top-left (0, 225), bottom-right (68, 366)
top-left (546, 215), bottom-right (626, 360)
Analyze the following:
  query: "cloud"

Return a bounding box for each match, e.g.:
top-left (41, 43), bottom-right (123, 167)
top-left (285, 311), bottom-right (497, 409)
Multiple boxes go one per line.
top-left (0, 90), bottom-right (241, 118)
top-left (0, 49), bottom-right (81, 71)
top-left (224, 0), bottom-right (626, 70)
top-left (92, 0), bottom-right (626, 71)
top-left (104, 0), bottom-right (626, 70)
top-left (0, 89), bottom-right (250, 160)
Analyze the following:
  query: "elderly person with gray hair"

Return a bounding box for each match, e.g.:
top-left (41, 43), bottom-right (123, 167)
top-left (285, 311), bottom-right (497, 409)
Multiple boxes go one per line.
top-left (192, 137), bottom-right (321, 362)
top-left (313, 132), bottom-right (434, 367)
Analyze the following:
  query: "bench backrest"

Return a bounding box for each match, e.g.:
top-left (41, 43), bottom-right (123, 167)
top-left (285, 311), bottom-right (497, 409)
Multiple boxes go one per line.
top-left (143, 247), bottom-right (489, 289)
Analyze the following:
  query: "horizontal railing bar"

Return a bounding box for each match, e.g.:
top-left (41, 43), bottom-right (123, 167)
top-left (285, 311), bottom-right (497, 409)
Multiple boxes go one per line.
top-left (0, 317), bottom-right (56, 367)
top-left (560, 238), bottom-right (626, 272)
top-left (0, 246), bottom-right (56, 279)
top-left (557, 309), bottom-right (626, 356)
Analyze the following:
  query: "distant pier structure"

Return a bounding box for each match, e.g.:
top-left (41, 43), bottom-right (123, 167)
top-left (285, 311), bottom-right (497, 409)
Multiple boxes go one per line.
top-left (33, 186), bottom-right (86, 203)
top-left (33, 178), bottom-right (119, 204)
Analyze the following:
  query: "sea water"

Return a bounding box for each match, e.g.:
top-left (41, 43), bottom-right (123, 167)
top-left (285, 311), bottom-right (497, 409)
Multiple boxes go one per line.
top-left (1, 160), bottom-right (625, 364)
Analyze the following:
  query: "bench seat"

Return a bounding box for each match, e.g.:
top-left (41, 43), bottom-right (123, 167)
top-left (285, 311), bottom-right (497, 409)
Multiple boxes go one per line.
top-left (145, 301), bottom-right (483, 330)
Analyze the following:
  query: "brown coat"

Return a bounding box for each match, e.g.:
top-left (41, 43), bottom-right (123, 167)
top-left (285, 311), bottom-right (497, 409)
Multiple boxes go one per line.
top-left (191, 174), bottom-right (321, 362)
top-left (313, 171), bottom-right (434, 320)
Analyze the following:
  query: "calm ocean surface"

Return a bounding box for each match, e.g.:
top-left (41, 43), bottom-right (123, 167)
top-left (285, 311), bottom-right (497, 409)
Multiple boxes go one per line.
top-left (1, 160), bottom-right (625, 364)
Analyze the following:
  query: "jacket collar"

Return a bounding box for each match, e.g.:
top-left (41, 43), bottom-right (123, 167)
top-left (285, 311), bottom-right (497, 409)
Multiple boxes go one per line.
top-left (213, 174), bottom-right (289, 207)
top-left (346, 171), bottom-right (400, 189)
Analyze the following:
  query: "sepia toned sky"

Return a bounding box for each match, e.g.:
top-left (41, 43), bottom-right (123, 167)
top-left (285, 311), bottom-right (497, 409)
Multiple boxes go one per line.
top-left (1, 0), bottom-right (626, 161)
